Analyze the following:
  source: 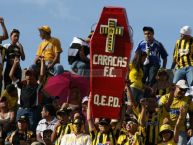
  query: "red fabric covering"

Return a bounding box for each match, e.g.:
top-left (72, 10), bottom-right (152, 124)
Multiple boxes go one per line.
top-left (43, 72), bottom-right (89, 105)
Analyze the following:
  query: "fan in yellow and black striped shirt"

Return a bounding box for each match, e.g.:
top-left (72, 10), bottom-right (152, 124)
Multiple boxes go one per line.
top-left (89, 118), bottom-right (117, 145)
top-left (126, 79), bottom-right (169, 145)
top-left (132, 98), bottom-right (169, 145)
top-left (173, 36), bottom-right (193, 69)
top-left (172, 26), bottom-right (193, 86)
top-left (51, 108), bottom-right (72, 145)
top-left (87, 95), bottom-right (118, 145)
top-left (117, 103), bottom-right (147, 145)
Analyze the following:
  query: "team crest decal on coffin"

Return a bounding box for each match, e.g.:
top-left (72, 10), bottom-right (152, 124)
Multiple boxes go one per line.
top-left (100, 18), bottom-right (124, 53)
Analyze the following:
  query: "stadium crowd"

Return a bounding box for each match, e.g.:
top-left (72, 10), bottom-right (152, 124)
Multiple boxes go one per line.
top-left (0, 16), bottom-right (193, 145)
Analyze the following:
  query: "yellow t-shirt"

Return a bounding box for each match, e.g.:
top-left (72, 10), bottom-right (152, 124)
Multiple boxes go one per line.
top-left (1, 90), bottom-right (18, 110)
top-left (128, 63), bottom-right (143, 90)
top-left (36, 37), bottom-right (62, 61)
top-left (160, 94), bottom-right (193, 131)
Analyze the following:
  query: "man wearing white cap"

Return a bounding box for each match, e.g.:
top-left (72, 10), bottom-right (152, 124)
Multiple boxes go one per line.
top-left (159, 79), bottom-right (193, 145)
top-left (172, 26), bottom-right (193, 86)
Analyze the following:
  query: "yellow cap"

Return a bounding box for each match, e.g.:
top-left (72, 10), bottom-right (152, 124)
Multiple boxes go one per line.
top-left (38, 25), bottom-right (51, 33)
top-left (159, 124), bottom-right (173, 135)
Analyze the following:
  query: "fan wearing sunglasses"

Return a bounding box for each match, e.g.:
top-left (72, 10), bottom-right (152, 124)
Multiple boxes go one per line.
top-left (159, 79), bottom-right (193, 145)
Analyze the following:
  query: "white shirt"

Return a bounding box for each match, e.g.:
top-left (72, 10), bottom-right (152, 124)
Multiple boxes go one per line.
top-left (36, 118), bottom-right (58, 137)
top-left (60, 133), bottom-right (92, 145)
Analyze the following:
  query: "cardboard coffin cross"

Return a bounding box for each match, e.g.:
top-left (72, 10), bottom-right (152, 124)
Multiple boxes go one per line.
top-left (90, 7), bottom-right (133, 119)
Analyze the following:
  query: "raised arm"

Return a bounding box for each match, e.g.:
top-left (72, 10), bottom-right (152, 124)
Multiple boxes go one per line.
top-left (125, 80), bottom-right (137, 108)
top-left (0, 17), bottom-right (8, 42)
top-left (39, 57), bottom-right (45, 84)
top-left (173, 106), bottom-right (186, 142)
top-left (87, 93), bottom-right (95, 131)
top-left (116, 95), bottom-right (127, 130)
top-left (9, 57), bottom-right (20, 82)
top-left (139, 99), bottom-right (147, 126)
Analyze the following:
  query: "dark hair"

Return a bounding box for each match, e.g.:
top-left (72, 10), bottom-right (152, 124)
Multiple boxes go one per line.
top-left (156, 70), bottom-right (170, 80)
top-left (43, 104), bottom-right (56, 116)
top-left (70, 109), bottom-right (83, 121)
top-left (88, 30), bottom-right (94, 39)
top-left (132, 49), bottom-right (146, 71)
top-left (6, 84), bottom-right (17, 94)
top-left (143, 87), bottom-right (155, 98)
top-left (99, 118), bottom-right (111, 126)
top-left (43, 129), bottom-right (53, 139)
top-left (143, 26), bottom-right (154, 34)
top-left (72, 116), bottom-right (85, 124)
top-left (160, 130), bottom-right (174, 141)
top-left (10, 29), bottom-right (20, 36)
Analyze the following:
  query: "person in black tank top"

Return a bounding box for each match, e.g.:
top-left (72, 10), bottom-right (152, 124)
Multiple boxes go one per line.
top-left (3, 29), bottom-right (25, 88)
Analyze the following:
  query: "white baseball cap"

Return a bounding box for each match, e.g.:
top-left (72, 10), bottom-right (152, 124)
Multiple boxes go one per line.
top-left (176, 80), bottom-right (189, 89)
top-left (180, 26), bottom-right (192, 36)
top-left (82, 96), bottom-right (88, 104)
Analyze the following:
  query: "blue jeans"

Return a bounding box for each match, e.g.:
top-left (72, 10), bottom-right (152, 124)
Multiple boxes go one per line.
top-left (178, 131), bottom-right (187, 145)
top-left (49, 63), bottom-right (64, 76)
top-left (143, 63), bottom-right (160, 86)
top-left (173, 66), bottom-right (193, 86)
top-left (16, 106), bottom-right (41, 132)
top-left (71, 61), bottom-right (89, 77)
top-left (30, 63), bottom-right (64, 76)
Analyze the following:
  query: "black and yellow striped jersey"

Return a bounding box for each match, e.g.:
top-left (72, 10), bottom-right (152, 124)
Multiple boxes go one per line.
top-left (133, 105), bottom-right (169, 145)
top-left (173, 38), bottom-right (193, 69)
top-left (90, 128), bottom-right (117, 145)
top-left (54, 123), bottom-right (72, 145)
top-left (145, 111), bottom-right (160, 145)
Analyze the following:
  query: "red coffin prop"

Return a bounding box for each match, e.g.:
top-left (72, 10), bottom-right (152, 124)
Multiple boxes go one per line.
top-left (90, 7), bottom-right (133, 119)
